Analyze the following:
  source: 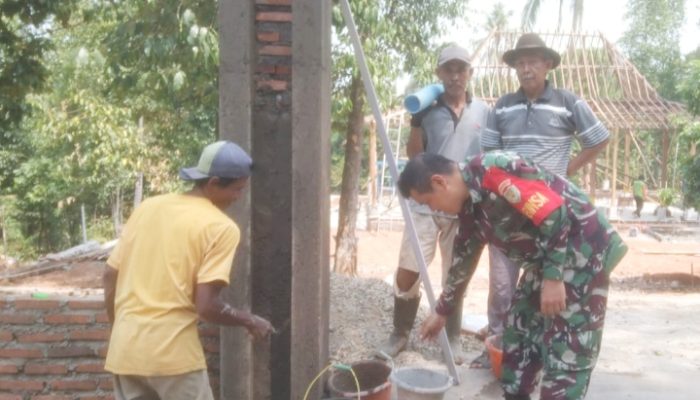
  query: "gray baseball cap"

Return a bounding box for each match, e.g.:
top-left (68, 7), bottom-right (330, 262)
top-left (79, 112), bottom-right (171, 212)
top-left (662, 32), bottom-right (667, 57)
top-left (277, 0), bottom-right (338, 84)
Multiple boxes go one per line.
top-left (437, 44), bottom-right (472, 67)
top-left (179, 141), bottom-right (253, 181)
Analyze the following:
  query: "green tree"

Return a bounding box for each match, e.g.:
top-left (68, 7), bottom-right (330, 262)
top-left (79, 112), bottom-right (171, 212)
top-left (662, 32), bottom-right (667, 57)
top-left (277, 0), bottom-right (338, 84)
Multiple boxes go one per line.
top-left (521, 0), bottom-right (584, 32)
top-left (485, 2), bottom-right (513, 32)
top-left (676, 59), bottom-right (700, 210)
top-left (99, 0), bottom-right (219, 172)
top-left (332, 0), bottom-right (466, 275)
top-left (619, 0), bottom-right (685, 100)
top-left (0, 0), bottom-right (76, 190)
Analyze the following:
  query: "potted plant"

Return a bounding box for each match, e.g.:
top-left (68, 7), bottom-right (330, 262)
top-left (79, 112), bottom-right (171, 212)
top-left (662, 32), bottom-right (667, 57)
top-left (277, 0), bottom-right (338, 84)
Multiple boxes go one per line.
top-left (656, 188), bottom-right (676, 219)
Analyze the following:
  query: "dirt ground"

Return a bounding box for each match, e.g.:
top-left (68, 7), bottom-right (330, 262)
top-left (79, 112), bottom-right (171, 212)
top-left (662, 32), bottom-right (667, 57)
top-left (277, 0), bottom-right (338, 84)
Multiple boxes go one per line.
top-left (2, 222), bottom-right (699, 399)
top-left (347, 227), bottom-right (700, 400)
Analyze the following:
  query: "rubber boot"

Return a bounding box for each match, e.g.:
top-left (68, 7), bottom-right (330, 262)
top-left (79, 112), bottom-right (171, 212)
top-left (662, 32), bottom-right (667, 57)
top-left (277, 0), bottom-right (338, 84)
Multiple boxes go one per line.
top-left (378, 296), bottom-right (420, 357)
top-left (446, 295), bottom-right (466, 365)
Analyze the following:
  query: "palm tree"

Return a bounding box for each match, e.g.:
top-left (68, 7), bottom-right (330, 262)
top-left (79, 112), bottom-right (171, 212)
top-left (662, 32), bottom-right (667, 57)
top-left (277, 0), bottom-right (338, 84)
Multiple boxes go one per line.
top-left (485, 2), bottom-right (514, 32)
top-left (521, 0), bottom-right (584, 32)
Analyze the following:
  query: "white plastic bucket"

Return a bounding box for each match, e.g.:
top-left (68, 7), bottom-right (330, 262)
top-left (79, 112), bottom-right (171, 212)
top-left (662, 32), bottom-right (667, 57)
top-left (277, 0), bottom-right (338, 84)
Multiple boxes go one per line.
top-left (391, 367), bottom-right (453, 400)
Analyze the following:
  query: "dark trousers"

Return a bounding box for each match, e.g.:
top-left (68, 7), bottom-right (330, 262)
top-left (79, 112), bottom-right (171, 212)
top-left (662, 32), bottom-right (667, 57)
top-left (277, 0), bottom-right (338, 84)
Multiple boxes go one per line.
top-left (634, 196), bottom-right (644, 217)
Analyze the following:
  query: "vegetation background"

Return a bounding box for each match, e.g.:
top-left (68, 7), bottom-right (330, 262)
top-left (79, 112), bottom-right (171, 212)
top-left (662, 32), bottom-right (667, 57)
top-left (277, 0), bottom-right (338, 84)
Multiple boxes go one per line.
top-left (0, 0), bottom-right (698, 266)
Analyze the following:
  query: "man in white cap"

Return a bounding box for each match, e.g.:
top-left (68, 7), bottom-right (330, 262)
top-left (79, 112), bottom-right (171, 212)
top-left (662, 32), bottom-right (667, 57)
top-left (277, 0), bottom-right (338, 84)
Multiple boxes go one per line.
top-left (473, 33), bottom-right (610, 370)
top-left (104, 140), bottom-right (273, 400)
top-left (379, 44), bottom-right (490, 364)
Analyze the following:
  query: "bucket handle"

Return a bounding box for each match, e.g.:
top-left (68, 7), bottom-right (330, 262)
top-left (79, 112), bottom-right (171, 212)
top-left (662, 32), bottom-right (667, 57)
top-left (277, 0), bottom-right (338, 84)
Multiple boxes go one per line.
top-left (303, 363), bottom-right (361, 400)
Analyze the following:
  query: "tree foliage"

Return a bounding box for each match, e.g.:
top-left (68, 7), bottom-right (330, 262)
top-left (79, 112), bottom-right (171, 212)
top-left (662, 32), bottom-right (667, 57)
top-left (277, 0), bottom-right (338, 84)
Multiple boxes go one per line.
top-left (521, 0), bottom-right (584, 32)
top-left (1, 0), bottom-right (220, 256)
top-left (0, 0), bottom-right (77, 189)
top-left (619, 0), bottom-right (685, 100)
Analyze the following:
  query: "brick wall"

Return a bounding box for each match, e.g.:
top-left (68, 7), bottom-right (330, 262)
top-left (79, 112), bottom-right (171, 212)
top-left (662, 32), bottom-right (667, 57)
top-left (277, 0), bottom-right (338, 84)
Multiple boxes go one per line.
top-left (0, 295), bottom-right (220, 400)
top-left (255, 0), bottom-right (292, 94)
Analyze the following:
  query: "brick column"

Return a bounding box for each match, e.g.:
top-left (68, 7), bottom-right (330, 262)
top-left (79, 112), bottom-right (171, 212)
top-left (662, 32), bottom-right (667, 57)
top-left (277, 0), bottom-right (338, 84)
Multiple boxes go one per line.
top-left (218, 1), bottom-right (330, 399)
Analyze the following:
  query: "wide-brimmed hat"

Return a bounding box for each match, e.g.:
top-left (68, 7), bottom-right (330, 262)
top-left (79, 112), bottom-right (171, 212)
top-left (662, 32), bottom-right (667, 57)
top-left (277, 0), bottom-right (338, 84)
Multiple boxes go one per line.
top-left (179, 141), bottom-right (252, 181)
top-left (502, 33), bottom-right (561, 69)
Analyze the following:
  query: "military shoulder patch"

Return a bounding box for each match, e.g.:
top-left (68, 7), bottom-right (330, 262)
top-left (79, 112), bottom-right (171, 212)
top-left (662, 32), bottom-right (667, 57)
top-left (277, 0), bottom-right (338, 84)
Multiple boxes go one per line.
top-left (482, 167), bottom-right (564, 226)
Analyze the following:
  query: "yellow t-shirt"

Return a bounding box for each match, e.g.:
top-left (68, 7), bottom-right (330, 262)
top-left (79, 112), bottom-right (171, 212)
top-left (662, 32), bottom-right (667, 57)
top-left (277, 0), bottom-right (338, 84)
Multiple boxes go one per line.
top-left (104, 193), bottom-right (239, 376)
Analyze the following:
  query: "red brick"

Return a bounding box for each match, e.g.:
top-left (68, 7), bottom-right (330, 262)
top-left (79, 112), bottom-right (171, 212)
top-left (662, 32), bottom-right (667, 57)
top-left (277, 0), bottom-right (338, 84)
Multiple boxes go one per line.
top-left (256, 11), bottom-right (292, 22)
top-left (259, 45), bottom-right (291, 56)
top-left (51, 380), bottom-right (97, 391)
top-left (275, 65), bottom-right (291, 75)
top-left (44, 314), bottom-right (91, 324)
top-left (94, 313), bottom-right (110, 324)
top-left (47, 346), bottom-right (95, 358)
top-left (0, 313), bottom-right (37, 325)
top-left (0, 364), bottom-right (19, 374)
top-left (97, 345), bottom-right (109, 358)
top-left (31, 396), bottom-right (72, 400)
top-left (17, 332), bottom-right (65, 343)
top-left (0, 331), bottom-right (13, 341)
top-left (0, 394), bottom-right (22, 400)
top-left (98, 378), bottom-right (113, 390)
top-left (69, 329), bottom-right (109, 341)
top-left (257, 31), bottom-right (280, 42)
top-left (67, 300), bottom-right (104, 310)
top-left (74, 362), bottom-right (105, 373)
top-left (14, 299), bottom-right (61, 310)
top-left (0, 348), bottom-right (43, 358)
top-left (257, 80), bottom-right (288, 91)
top-left (0, 379), bottom-right (44, 390)
top-left (257, 64), bottom-right (276, 74)
top-left (256, 0), bottom-right (292, 5)
top-left (24, 363), bottom-right (68, 375)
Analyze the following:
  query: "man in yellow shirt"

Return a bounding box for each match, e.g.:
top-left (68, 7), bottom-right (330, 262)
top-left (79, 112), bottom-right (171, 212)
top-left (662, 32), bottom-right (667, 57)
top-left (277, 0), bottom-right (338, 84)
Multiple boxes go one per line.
top-left (103, 140), bottom-right (273, 400)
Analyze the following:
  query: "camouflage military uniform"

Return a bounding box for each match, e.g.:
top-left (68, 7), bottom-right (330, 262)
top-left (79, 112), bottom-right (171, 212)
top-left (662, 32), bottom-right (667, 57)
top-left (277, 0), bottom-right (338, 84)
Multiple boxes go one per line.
top-left (435, 151), bottom-right (627, 400)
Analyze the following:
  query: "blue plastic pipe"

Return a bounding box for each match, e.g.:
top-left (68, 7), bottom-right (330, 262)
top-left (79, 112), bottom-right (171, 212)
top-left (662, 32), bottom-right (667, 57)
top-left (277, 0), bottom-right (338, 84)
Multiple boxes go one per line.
top-left (404, 83), bottom-right (444, 114)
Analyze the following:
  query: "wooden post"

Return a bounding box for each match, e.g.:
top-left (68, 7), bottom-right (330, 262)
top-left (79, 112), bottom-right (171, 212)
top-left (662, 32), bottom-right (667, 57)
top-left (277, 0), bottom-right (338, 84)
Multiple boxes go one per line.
top-left (611, 129), bottom-right (619, 212)
top-left (368, 119), bottom-right (377, 208)
top-left (661, 129), bottom-right (670, 187)
top-left (624, 130), bottom-right (631, 187)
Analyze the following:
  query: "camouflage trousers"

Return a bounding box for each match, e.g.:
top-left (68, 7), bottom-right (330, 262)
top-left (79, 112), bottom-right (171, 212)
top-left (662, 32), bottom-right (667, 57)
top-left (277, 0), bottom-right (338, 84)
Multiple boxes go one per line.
top-left (500, 264), bottom-right (611, 400)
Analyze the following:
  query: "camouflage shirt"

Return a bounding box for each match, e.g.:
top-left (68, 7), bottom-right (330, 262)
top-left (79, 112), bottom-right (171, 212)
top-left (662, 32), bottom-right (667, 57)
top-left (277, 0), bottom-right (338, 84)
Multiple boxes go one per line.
top-left (435, 151), bottom-right (627, 316)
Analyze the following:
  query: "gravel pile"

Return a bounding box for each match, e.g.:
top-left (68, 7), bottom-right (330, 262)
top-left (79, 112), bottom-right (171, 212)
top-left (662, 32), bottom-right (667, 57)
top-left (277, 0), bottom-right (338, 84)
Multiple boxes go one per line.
top-left (329, 272), bottom-right (481, 369)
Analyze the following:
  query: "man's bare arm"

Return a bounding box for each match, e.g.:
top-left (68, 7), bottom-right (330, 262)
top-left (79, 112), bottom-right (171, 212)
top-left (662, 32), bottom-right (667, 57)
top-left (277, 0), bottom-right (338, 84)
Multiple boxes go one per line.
top-left (195, 281), bottom-right (273, 340)
top-left (567, 139), bottom-right (608, 177)
top-left (406, 126), bottom-right (425, 159)
top-left (103, 266), bottom-right (118, 324)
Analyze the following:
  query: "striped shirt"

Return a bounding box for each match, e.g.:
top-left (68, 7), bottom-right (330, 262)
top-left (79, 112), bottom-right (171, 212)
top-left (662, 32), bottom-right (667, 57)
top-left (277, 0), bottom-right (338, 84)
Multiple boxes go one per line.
top-left (481, 81), bottom-right (609, 176)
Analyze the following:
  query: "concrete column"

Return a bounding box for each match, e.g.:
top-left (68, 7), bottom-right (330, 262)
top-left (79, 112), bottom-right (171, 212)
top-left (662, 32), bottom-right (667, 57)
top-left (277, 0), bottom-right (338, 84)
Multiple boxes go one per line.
top-left (290, 2), bottom-right (331, 398)
top-left (218, 1), bottom-right (330, 399)
top-left (218, 1), bottom-right (254, 399)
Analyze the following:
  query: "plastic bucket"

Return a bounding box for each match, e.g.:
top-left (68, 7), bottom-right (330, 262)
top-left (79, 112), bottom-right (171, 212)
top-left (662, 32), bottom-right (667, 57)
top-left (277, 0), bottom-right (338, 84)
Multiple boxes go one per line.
top-left (391, 367), bottom-right (453, 400)
top-left (327, 360), bottom-right (392, 400)
top-left (485, 334), bottom-right (503, 379)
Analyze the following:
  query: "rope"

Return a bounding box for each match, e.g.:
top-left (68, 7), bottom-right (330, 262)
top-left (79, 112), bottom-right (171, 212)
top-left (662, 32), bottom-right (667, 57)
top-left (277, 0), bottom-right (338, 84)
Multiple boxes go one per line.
top-left (302, 363), bottom-right (361, 400)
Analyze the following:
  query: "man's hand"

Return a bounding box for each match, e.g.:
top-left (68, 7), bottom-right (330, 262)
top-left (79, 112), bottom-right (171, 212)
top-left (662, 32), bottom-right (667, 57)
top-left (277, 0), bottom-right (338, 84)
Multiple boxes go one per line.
top-left (540, 279), bottom-right (566, 316)
top-left (245, 314), bottom-right (274, 340)
top-left (420, 312), bottom-right (447, 341)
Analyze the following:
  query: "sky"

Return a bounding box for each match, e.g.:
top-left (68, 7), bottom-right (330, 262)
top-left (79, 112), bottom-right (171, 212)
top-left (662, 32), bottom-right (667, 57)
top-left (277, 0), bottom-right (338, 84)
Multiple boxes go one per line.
top-left (444, 0), bottom-right (700, 54)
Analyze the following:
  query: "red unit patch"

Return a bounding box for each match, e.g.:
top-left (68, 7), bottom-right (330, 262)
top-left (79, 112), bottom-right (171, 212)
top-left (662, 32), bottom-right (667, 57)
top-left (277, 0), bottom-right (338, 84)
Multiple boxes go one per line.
top-left (482, 167), bottom-right (564, 226)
